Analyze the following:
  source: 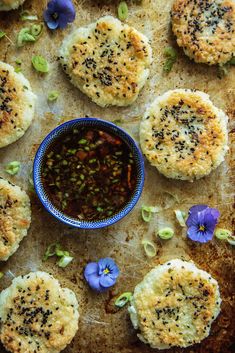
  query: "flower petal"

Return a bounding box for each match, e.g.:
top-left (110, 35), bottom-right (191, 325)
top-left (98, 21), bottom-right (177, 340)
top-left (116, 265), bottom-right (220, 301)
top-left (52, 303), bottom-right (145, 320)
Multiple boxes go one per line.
top-left (186, 212), bottom-right (199, 228)
top-left (98, 258), bottom-right (117, 274)
top-left (189, 204), bottom-right (208, 215)
top-left (210, 208), bottom-right (220, 221)
top-left (99, 274), bottom-right (116, 288)
top-left (87, 273), bottom-right (105, 292)
top-left (84, 262), bottom-right (98, 282)
top-left (187, 225), bottom-right (202, 242)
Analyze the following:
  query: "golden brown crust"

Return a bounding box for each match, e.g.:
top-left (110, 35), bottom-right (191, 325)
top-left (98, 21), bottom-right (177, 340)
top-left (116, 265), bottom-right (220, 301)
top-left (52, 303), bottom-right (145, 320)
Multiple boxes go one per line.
top-left (129, 259), bottom-right (221, 349)
top-left (0, 177), bottom-right (31, 261)
top-left (60, 16), bottom-right (152, 107)
top-left (171, 0), bottom-right (235, 65)
top-left (0, 62), bottom-right (35, 148)
top-left (140, 89), bottom-right (228, 181)
top-left (0, 272), bottom-right (79, 353)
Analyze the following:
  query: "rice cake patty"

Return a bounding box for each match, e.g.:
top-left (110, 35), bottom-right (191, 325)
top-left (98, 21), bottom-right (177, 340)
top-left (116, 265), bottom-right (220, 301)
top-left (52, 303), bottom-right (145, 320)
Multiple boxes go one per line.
top-left (0, 177), bottom-right (31, 261)
top-left (140, 89), bottom-right (229, 181)
top-left (0, 0), bottom-right (26, 11)
top-left (128, 259), bottom-right (221, 349)
top-left (171, 0), bottom-right (235, 65)
top-left (0, 61), bottom-right (36, 148)
top-left (0, 271), bottom-right (79, 353)
top-left (60, 16), bottom-right (152, 107)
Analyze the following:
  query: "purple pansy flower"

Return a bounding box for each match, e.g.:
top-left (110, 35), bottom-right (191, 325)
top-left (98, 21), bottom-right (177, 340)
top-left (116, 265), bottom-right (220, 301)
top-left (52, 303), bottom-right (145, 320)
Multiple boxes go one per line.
top-left (84, 258), bottom-right (120, 292)
top-left (186, 204), bottom-right (220, 243)
top-left (44, 0), bottom-right (76, 30)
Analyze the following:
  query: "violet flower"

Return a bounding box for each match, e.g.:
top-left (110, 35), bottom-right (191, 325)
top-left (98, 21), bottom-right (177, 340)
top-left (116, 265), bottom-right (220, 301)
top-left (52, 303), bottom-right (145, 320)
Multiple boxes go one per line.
top-left (44, 0), bottom-right (75, 30)
top-left (84, 258), bottom-right (120, 292)
top-left (186, 205), bottom-right (220, 243)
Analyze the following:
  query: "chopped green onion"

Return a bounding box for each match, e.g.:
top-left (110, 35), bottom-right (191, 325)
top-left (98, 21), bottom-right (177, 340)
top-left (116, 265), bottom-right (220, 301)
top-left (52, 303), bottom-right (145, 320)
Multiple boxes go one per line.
top-left (17, 28), bottom-right (36, 47)
top-left (15, 59), bottom-right (22, 65)
top-left (227, 235), bottom-right (235, 246)
top-left (163, 47), bottom-right (177, 73)
top-left (78, 139), bottom-right (87, 144)
top-left (115, 292), bottom-right (132, 308)
top-left (0, 31), bottom-right (6, 39)
top-left (141, 205), bottom-right (160, 222)
top-left (31, 24), bottom-right (43, 37)
top-left (32, 55), bottom-right (49, 73)
top-left (157, 227), bottom-right (174, 240)
top-left (174, 210), bottom-right (186, 227)
top-left (0, 272), bottom-right (4, 279)
top-left (15, 67), bottom-right (22, 73)
top-left (20, 11), bottom-right (38, 21)
top-left (214, 228), bottom-right (231, 240)
top-left (43, 243), bottom-right (58, 261)
top-left (48, 90), bottom-right (59, 102)
top-left (4, 161), bottom-right (21, 175)
top-left (118, 1), bottom-right (128, 21)
top-left (142, 240), bottom-right (157, 257)
top-left (43, 243), bottom-right (73, 267)
top-left (57, 255), bottom-right (74, 268)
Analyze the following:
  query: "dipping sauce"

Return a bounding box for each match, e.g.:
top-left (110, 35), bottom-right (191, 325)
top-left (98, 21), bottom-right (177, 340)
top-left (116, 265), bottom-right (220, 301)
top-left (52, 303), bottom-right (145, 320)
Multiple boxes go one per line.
top-left (42, 127), bottom-right (137, 221)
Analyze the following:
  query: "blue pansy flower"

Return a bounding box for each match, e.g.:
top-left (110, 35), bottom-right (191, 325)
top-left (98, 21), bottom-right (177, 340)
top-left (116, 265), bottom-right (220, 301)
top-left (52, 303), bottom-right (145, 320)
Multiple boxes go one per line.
top-left (44, 0), bottom-right (76, 30)
top-left (186, 204), bottom-right (220, 243)
top-left (84, 258), bottom-right (120, 292)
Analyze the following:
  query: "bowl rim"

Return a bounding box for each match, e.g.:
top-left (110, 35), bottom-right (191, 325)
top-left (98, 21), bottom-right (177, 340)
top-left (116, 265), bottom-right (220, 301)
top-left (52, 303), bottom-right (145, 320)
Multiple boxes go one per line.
top-left (33, 117), bottom-right (145, 229)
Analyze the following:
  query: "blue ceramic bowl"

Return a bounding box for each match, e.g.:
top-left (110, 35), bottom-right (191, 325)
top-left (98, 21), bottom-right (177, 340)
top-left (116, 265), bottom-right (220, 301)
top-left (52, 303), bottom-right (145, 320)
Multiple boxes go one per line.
top-left (33, 118), bottom-right (145, 229)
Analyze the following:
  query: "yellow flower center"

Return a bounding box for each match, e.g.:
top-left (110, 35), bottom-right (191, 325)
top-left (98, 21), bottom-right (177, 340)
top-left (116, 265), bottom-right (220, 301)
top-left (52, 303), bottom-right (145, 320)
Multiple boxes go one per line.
top-left (199, 225), bottom-right (205, 231)
top-left (103, 268), bottom-right (110, 274)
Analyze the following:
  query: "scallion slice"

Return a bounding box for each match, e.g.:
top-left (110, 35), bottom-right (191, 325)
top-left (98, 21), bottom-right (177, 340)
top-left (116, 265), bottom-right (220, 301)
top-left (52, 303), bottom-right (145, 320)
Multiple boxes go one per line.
top-left (20, 11), bottom-right (38, 21)
top-left (115, 292), bottom-right (132, 308)
top-left (118, 1), bottom-right (128, 21)
top-left (157, 227), bottom-right (174, 240)
top-left (0, 272), bottom-right (4, 279)
top-left (0, 31), bottom-right (6, 39)
top-left (5, 161), bottom-right (21, 175)
top-left (57, 255), bottom-right (74, 268)
top-left (141, 205), bottom-right (160, 222)
top-left (32, 55), bottom-right (49, 73)
top-left (43, 243), bottom-right (58, 261)
top-left (227, 235), bottom-right (235, 246)
top-left (214, 228), bottom-right (231, 240)
top-left (142, 240), bottom-right (157, 257)
top-left (174, 210), bottom-right (186, 227)
top-left (48, 90), bottom-right (59, 102)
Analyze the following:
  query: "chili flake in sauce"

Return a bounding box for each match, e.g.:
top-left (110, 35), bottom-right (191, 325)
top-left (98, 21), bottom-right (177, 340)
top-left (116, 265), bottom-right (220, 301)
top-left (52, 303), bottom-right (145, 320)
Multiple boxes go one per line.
top-left (42, 128), bottom-right (137, 221)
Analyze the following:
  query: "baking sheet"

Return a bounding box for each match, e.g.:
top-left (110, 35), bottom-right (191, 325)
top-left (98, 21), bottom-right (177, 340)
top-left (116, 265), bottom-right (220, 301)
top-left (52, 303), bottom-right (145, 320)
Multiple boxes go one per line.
top-left (0, 0), bottom-right (234, 352)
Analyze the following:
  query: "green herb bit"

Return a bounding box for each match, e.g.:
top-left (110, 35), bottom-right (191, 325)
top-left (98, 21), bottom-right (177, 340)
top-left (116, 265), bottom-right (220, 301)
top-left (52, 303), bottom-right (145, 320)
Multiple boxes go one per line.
top-left (141, 205), bottom-right (159, 222)
top-left (142, 240), bottom-right (157, 257)
top-left (5, 161), bottom-right (21, 175)
top-left (48, 90), bottom-right (59, 102)
top-left (17, 28), bottom-right (35, 47)
top-left (43, 243), bottom-right (58, 261)
top-left (20, 11), bottom-right (38, 21)
top-left (57, 255), bottom-right (74, 268)
top-left (227, 234), bottom-right (235, 246)
top-left (157, 227), bottom-right (174, 240)
top-left (0, 272), bottom-right (4, 279)
top-left (118, 1), bottom-right (128, 21)
top-left (174, 209), bottom-right (186, 227)
top-left (78, 139), bottom-right (87, 145)
top-left (31, 24), bottom-right (43, 37)
top-left (32, 55), bottom-right (49, 73)
top-left (214, 228), bottom-right (231, 240)
top-left (15, 67), bottom-right (22, 73)
top-left (163, 47), bottom-right (177, 73)
top-left (115, 292), bottom-right (132, 308)
top-left (0, 31), bottom-right (6, 39)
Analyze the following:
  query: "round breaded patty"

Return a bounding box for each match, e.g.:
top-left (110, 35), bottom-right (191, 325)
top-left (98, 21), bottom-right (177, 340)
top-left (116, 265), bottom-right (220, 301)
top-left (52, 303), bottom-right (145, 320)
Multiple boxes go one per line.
top-left (0, 61), bottom-right (36, 148)
top-left (140, 89), bottom-right (229, 181)
top-left (128, 259), bottom-right (221, 349)
top-left (60, 15), bottom-right (152, 107)
top-left (0, 271), bottom-right (79, 353)
top-left (171, 0), bottom-right (235, 65)
top-left (0, 177), bottom-right (31, 261)
top-left (0, 0), bottom-right (25, 11)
